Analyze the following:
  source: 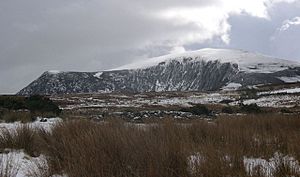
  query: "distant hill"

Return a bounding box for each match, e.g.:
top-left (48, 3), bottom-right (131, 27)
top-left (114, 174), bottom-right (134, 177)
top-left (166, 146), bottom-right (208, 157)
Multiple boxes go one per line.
top-left (18, 48), bottom-right (300, 95)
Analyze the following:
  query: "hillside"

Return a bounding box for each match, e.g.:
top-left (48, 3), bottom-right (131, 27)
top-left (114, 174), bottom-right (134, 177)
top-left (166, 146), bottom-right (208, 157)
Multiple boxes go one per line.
top-left (18, 48), bottom-right (300, 95)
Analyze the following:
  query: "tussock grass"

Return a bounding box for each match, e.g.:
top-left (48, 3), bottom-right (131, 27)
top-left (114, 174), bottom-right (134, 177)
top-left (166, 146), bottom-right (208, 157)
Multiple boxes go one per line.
top-left (1, 114), bottom-right (300, 177)
top-left (0, 125), bottom-right (39, 157)
top-left (1, 112), bottom-right (33, 123)
top-left (0, 153), bottom-right (20, 177)
top-left (37, 114), bottom-right (300, 177)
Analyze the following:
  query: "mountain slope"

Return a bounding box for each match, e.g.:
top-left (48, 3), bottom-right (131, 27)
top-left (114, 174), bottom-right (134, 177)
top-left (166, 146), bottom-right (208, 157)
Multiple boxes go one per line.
top-left (17, 48), bottom-right (300, 95)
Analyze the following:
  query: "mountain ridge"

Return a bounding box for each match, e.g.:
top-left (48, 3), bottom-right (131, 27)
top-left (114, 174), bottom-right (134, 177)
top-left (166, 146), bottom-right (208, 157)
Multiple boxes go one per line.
top-left (17, 48), bottom-right (300, 95)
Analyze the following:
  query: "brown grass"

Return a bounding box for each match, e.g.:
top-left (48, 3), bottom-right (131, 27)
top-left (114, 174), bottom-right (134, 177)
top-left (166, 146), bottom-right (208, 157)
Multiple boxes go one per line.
top-left (35, 114), bottom-right (300, 177)
top-left (0, 114), bottom-right (300, 176)
top-left (0, 153), bottom-right (20, 177)
top-left (1, 112), bottom-right (33, 123)
top-left (0, 125), bottom-right (39, 157)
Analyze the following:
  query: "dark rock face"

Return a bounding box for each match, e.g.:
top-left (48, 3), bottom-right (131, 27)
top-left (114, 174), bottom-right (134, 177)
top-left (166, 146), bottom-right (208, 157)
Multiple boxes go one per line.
top-left (17, 57), bottom-right (300, 95)
top-left (18, 59), bottom-right (239, 95)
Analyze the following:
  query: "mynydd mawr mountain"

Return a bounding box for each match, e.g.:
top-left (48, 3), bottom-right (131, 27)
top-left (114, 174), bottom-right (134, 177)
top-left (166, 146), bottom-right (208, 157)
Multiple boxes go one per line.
top-left (18, 48), bottom-right (300, 95)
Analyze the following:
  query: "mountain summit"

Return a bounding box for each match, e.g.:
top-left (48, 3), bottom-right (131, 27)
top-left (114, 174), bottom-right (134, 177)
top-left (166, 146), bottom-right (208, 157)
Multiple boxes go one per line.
top-left (18, 48), bottom-right (300, 95)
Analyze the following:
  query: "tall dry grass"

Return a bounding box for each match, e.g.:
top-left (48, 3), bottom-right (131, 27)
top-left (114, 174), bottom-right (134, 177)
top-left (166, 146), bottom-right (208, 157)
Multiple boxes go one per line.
top-left (35, 114), bottom-right (300, 177)
top-left (0, 153), bottom-right (20, 177)
top-left (1, 114), bottom-right (300, 177)
top-left (0, 125), bottom-right (39, 157)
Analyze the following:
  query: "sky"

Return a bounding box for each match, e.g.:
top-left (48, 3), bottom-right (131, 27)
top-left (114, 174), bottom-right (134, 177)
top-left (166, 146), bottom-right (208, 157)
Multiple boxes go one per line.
top-left (1, 0), bottom-right (300, 94)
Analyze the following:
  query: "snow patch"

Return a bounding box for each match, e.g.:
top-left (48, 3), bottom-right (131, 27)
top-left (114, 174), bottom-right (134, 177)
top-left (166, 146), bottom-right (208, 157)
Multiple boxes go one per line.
top-left (222, 82), bottom-right (242, 91)
top-left (114, 48), bottom-right (299, 74)
top-left (94, 72), bottom-right (103, 79)
top-left (278, 76), bottom-right (300, 83)
top-left (47, 70), bottom-right (61, 74)
top-left (233, 95), bottom-right (300, 108)
top-left (259, 87), bottom-right (300, 95)
top-left (187, 153), bottom-right (204, 174)
top-left (244, 152), bottom-right (300, 177)
top-left (0, 149), bottom-right (66, 177)
top-left (0, 117), bottom-right (63, 133)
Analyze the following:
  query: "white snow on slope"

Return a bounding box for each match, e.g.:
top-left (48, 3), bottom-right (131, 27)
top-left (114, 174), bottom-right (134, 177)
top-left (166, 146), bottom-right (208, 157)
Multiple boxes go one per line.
top-left (222, 82), bottom-right (242, 91)
top-left (259, 87), bottom-right (300, 95)
top-left (94, 72), bottom-right (103, 79)
top-left (115, 48), bottom-right (299, 73)
top-left (47, 70), bottom-right (61, 74)
top-left (232, 95), bottom-right (300, 108)
top-left (278, 76), bottom-right (300, 83)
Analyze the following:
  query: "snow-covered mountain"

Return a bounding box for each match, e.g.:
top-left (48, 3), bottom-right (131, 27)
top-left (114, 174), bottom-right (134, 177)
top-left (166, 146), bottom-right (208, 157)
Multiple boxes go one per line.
top-left (18, 48), bottom-right (300, 95)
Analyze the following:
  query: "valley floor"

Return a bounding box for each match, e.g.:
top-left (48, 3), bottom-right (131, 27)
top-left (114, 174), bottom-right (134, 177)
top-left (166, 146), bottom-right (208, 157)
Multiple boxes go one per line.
top-left (2, 83), bottom-right (300, 176)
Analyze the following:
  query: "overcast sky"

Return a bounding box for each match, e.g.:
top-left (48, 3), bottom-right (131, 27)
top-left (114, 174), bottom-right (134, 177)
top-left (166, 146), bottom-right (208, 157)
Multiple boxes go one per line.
top-left (1, 0), bottom-right (300, 94)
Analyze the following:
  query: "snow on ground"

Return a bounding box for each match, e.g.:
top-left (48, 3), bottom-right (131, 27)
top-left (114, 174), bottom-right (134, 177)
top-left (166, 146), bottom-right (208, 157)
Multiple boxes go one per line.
top-left (0, 149), bottom-right (66, 177)
top-left (93, 72), bottom-right (103, 79)
top-left (0, 117), bottom-right (62, 133)
top-left (59, 93), bottom-right (235, 109)
top-left (187, 153), bottom-right (204, 174)
top-left (259, 87), bottom-right (300, 95)
top-left (232, 95), bottom-right (300, 108)
top-left (244, 152), bottom-right (300, 177)
top-left (47, 70), bottom-right (61, 75)
top-left (114, 48), bottom-right (299, 74)
top-left (134, 93), bottom-right (233, 107)
top-left (0, 118), bottom-right (64, 177)
top-left (188, 152), bottom-right (300, 177)
top-left (222, 82), bottom-right (242, 91)
top-left (278, 76), bottom-right (300, 83)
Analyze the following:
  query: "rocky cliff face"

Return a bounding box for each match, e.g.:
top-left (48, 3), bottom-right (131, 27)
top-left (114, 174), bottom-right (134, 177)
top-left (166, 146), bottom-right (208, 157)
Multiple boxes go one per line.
top-left (17, 48), bottom-right (300, 95)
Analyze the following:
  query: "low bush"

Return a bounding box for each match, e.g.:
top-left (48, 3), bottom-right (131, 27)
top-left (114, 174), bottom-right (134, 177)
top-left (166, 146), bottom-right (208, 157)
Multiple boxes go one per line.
top-left (222, 106), bottom-right (234, 114)
top-left (240, 103), bottom-right (261, 113)
top-left (0, 95), bottom-right (61, 122)
top-left (280, 108), bottom-right (293, 114)
top-left (25, 95), bottom-right (61, 115)
top-left (181, 104), bottom-right (212, 116)
top-left (0, 96), bottom-right (26, 110)
top-left (219, 99), bottom-right (234, 104)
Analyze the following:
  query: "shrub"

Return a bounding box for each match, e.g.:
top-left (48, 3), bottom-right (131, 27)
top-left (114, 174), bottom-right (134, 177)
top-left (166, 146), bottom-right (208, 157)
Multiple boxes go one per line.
top-left (219, 99), bottom-right (234, 105)
top-left (25, 95), bottom-right (61, 115)
top-left (280, 108), bottom-right (293, 114)
top-left (0, 95), bottom-right (61, 116)
top-left (240, 103), bottom-right (261, 113)
top-left (181, 104), bottom-right (212, 116)
top-left (0, 96), bottom-right (26, 110)
top-left (222, 106), bottom-right (234, 114)
top-left (240, 89), bottom-right (258, 100)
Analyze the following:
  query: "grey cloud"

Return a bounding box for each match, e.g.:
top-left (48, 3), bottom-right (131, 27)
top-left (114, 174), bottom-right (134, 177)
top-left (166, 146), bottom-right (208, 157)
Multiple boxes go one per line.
top-left (0, 0), bottom-right (300, 93)
top-left (186, 1), bottom-right (300, 60)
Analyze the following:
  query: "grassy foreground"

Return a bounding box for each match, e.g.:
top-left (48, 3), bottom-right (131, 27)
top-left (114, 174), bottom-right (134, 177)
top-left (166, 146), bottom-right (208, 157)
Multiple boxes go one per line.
top-left (1, 114), bottom-right (300, 177)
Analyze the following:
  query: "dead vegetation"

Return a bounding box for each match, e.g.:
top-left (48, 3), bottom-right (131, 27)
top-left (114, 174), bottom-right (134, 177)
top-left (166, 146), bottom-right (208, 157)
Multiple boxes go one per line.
top-left (0, 114), bottom-right (299, 177)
